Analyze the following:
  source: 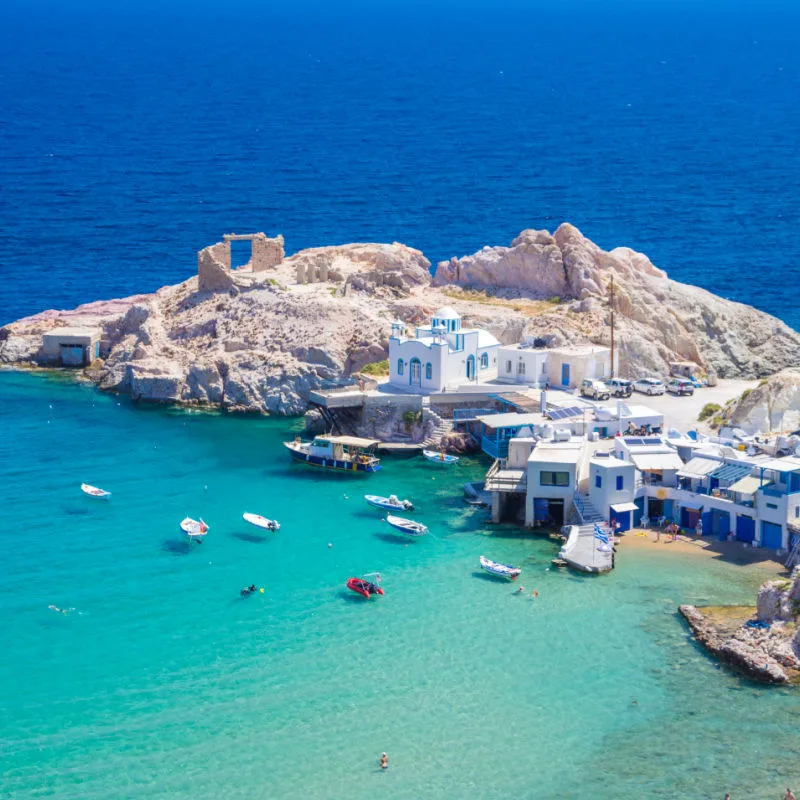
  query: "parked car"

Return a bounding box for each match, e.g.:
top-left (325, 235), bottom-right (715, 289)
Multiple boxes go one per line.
top-left (580, 379), bottom-right (610, 400)
top-left (666, 378), bottom-right (695, 396)
top-left (633, 378), bottom-right (665, 395)
top-left (606, 378), bottom-right (633, 398)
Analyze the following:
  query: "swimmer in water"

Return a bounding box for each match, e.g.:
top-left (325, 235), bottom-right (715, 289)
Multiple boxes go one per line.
top-left (531, 589), bottom-right (539, 599)
top-left (380, 752), bottom-right (388, 770)
top-left (516, 586), bottom-right (525, 594)
top-left (48, 605), bottom-right (73, 615)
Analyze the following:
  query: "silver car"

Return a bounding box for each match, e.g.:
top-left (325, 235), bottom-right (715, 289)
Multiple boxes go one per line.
top-left (633, 378), bottom-right (665, 395)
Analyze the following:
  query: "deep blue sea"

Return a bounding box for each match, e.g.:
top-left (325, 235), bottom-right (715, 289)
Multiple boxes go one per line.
top-left (2, 2), bottom-right (800, 798)
top-left (1, 0), bottom-right (799, 329)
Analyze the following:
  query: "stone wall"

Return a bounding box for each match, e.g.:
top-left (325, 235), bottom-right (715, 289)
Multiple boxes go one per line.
top-left (198, 233), bottom-right (284, 291)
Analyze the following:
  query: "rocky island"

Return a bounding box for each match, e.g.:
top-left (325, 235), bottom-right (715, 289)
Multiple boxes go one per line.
top-left (2, 223), bottom-right (800, 417)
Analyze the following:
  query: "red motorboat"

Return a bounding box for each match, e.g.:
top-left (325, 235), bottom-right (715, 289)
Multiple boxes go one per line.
top-left (346, 573), bottom-right (384, 598)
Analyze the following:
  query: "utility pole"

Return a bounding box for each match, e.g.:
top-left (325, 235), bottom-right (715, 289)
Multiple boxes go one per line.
top-left (609, 276), bottom-right (616, 378)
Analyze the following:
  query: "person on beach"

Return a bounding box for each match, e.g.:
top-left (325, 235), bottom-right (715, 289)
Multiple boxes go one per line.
top-left (380, 752), bottom-right (389, 770)
top-left (655, 527), bottom-right (661, 543)
top-left (696, 519), bottom-right (703, 538)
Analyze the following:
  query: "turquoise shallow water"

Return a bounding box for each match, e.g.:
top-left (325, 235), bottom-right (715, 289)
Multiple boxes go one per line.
top-left (1, 370), bottom-right (797, 799)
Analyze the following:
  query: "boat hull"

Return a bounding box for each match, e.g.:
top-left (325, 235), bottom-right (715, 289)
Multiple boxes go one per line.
top-left (386, 515), bottom-right (428, 537)
top-left (479, 557), bottom-right (521, 580)
top-left (346, 578), bottom-right (384, 598)
top-left (243, 513), bottom-right (280, 531)
top-left (286, 446), bottom-right (381, 473)
top-left (365, 495), bottom-right (413, 511)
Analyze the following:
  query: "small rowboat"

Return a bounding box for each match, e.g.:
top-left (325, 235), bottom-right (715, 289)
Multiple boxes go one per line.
top-left (479, 556), bottom-right (521, 581)
top-left (346, 574), bottom-right (385, 598)
top-left (242, 512), bottom-right (280, 532)
top-left (180, 517), bottom-right (209, 542)
top-left (423, 449), bottom-right (459, 465)
top-left (386, 515), bottom-right (428, 537)
top-left (81, 483), bottom-right (111, 499)
top-left (365, 494), bottom-right (414, 512)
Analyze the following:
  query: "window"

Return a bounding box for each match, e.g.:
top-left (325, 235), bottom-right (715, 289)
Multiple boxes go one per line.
top-left (766, 502), bottom-right (778, 510)
top-left (480, 352), bottom-right (488, 369)
top-left (795, 506), bottom-right (799, 518)
top-left (616, 475), bottom-right (624, 491)
top-left (425, 362), bottom-right (432, 380)
top-left (595, 474), bottom-right (602, 489)
top-left (541, 471), bottom-right (569, 487)
top-left (397, 359), bottom-right (404, 376)
top-left (505, 360), bottom-right (512, 373)
top-left (517, 361), bottom-right (526, 375)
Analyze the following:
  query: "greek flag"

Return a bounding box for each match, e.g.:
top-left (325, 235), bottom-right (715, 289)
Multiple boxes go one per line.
top-left (593, 524), bottom-right (609, 544)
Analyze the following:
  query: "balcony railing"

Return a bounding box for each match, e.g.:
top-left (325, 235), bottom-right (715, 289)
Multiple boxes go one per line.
top-left (481, 434), bottom-right (508, 459)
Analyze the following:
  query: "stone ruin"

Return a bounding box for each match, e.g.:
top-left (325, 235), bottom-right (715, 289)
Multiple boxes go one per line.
top-left (198, 233), bottom-right (284, 292)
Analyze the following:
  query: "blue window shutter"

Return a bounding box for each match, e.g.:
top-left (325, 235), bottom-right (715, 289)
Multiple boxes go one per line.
top-left (616, 475), bottom-right (623, 491)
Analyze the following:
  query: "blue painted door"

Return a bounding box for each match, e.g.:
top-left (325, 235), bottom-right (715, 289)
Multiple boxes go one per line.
top-left (713, 511), bottom-right (730, 540)
top-left (466, 355), bottom-right (475, 380)
top-left (761, 521), bottom-right (783, 550)
top-left (702, 511), bottom-right (713, 536)
top-left (533, 498), bottom-right (549, 523)
top-left (736, 515), bottom-right (755, 543)
top-left (561, 363), bottom-right (570, 386)
top-left (613, 510), bottom-right (631, 532)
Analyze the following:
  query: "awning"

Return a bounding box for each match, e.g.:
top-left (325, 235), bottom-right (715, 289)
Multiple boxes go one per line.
top-left (320, 435), bottom-right (380, 448)
top-left (611, 502), bottom-right (639, 513)
top-left (679, 503), bottom-right (704, 512)
top-left (631, 452), bottom-right (684, 472)
top-left (728, 475), bottom-right (764, 496)
top-left (677, 457), bottom-right (720, 479)
top-left (709, 462), bottom-right (753, 483)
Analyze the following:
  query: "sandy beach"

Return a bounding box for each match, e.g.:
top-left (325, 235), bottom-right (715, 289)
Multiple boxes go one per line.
top-left (617, 528), bottom-right (788, 576)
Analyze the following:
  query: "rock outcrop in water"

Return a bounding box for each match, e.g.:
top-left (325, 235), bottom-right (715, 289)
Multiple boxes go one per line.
top-left (2, 224), bottom-right (800, 415)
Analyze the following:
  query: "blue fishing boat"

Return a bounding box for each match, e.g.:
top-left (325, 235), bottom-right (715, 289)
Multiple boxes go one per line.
top-left (283, 435), bottom-right (381, 473)
top-left (423, 449), bottom-right (459, 465)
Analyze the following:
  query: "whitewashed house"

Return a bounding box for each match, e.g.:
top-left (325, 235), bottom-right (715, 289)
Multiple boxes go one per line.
top-left (496, 341), bottom-right (614, 389)
top-left (388, 307), bottom-right (499, 392)
top-left (587, 453), bottom-right (638, 531)
top-left (525, 437), bottom-right (586, 528)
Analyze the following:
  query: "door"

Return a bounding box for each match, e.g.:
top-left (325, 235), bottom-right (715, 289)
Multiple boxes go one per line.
top-left (410, 358), bottom-right (421, 386)
top-left (761, 521), bottom-right (783, 550)
top-left (736, 515), bottom-right (755, 543)
top-left (561, 363), bottom-right (570, 386)
top-left (466, 355), bottom-right (475, 380)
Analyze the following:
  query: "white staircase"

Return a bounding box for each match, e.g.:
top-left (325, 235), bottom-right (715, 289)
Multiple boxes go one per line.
top-left (574, 492), bottom-right (604, 525)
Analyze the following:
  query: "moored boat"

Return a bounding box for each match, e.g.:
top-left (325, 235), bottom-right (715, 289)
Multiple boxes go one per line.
top-left (243, 512), bottom-right (280, 531)
top-left (81, 483), bottom-right (111, 499)
top-left (423, 449), bottom-right (459, 465)
top-left (479, 555), bottom-right (521, 580)
top-left (364, 494), bottom-right (413, 511)
top-left (283, 435), bottom-right (381, 473)
top-left (346, 573), bottom-right (385, 598)
top-left (386, 515), bottom-right (428, 537)
top-left (180, 517), bottom-right (209, 542)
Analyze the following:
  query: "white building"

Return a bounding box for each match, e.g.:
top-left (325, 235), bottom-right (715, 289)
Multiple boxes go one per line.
top-left (496, 341), bottom-right (614, 389)
top-left (525, 437), bottom-right (586, 528)
top-left (587, 454), bottom-right (638, 531)
top-left (388, 307), bottom-right (500, 392)
top-left (592, 403), bottom-right (664, 438)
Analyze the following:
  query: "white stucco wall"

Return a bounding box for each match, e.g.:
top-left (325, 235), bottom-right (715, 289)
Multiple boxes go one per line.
top-left (588, 459), bottom-right (636, 518)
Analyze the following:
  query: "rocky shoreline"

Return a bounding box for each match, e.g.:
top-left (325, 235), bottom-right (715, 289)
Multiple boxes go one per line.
top-left (679, 570), bottom-right (800, 684)
top-left (2, 223), bottom-right (799, 417)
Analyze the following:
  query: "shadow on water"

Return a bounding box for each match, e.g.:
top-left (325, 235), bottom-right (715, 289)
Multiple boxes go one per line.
top-left (374, 532), bottom-right (416, 545)
top-left (162, 539), bottom-right (193, 555)
top-left (337, 590), bottom-right (375, 604)
top-left (471, 570), bottom-right (510, 583)
top-left (231, 531), bottom-right (270, 544)
top-left (62, 504), bottom-right (90, 516)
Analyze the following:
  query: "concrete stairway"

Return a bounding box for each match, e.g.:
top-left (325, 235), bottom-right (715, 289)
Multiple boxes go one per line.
top-left (574, 492), bottom-right (604, 525)
top-left (421, 406), bottom-right (453, 449)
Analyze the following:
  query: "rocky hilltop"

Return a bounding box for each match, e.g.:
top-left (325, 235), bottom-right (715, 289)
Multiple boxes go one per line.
top-left (2, 224), bottom-right (799, 415)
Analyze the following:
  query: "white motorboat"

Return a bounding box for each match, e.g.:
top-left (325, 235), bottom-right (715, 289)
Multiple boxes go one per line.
top-left (180, 517), bottom-right (209, 542)
top-left (81, 483), bottom-right (111, 499)
top-left (365, 494), bottom-right (414, 512)
top-left (242, 512), bottom-right (280, 532)
top-left (423, 449), bottom-right (459, 465)
top-left (386, 514), bottom-right (428, 538)
top-left (479, 556), bottom-right (521, 581)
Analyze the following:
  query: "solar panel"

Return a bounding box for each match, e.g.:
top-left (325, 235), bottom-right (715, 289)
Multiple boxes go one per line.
top-left (643, 438), bottom-right (662, 445)
top-left (547, 406), bottom-right (584, 421)
top-left (623, 437), bottom-right (644, 446)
